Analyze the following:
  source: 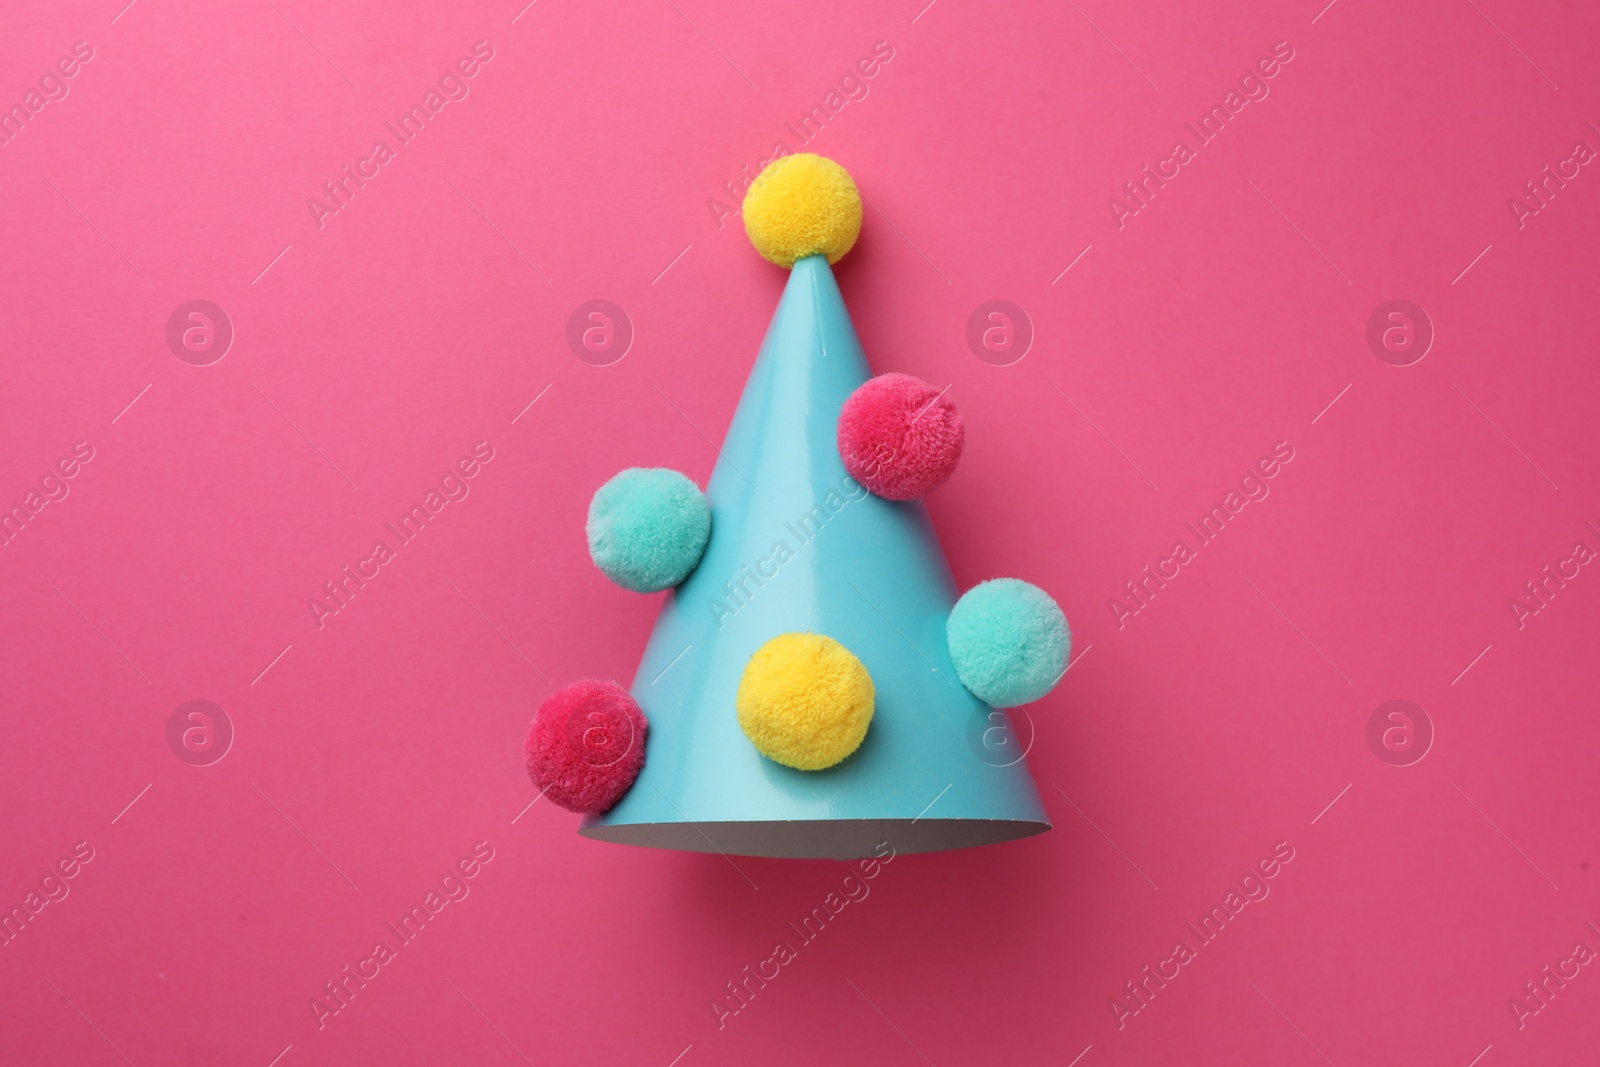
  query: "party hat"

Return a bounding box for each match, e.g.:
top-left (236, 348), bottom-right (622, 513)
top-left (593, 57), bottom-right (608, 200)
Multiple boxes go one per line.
top-left (545, 155), bottom-right (1059, 859)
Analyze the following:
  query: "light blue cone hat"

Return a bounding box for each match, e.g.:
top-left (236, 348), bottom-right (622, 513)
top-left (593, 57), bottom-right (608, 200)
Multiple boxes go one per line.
top-left (580, 253), bottom-right (1051, 859)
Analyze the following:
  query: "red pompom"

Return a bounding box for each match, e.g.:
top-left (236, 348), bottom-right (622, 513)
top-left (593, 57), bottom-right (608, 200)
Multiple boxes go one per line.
top-left (525, 680), bottom-right (647, 814)
top-left (837, 373), bottom-right (964, 500)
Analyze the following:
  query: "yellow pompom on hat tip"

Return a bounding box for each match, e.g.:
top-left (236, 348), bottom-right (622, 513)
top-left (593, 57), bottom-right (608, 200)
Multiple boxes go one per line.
top-left (741, 153), bottom-right (863, 269)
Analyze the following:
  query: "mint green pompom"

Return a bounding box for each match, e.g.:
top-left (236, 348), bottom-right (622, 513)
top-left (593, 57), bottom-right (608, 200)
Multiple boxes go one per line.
top-left (586, 468), bottom-right (711, 592)
top-left (946, 578), bottom-right (1069, 707)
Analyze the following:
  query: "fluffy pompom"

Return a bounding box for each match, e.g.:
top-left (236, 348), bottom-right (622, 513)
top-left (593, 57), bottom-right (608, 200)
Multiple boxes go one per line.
top-left (946, 579), bottom-right (1070, 707)
top-left (525, 680), bottom-right (648, 813)
top-left (837, 373), bottom-right (964, 500)
top-left (742, 154), bottom-right (862, 268)
top-left (586, 468), bottom-right (711, 592)
top-left (736, 633), bottom-right (874, 771)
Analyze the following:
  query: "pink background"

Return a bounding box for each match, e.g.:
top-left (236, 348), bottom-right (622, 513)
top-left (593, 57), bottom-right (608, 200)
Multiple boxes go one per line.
top-left (5, 0), bottom-right (1600, 1063)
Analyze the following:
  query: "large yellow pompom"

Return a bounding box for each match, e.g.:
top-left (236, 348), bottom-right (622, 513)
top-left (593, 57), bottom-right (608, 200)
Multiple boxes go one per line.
top-left (736, 633), bottom-right (874, 770)
top-left (742, 154), bottom-right (862, 268)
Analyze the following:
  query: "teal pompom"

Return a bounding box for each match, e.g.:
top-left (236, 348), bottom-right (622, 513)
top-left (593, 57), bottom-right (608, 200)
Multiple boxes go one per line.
top-left (946, 578), bottom-right (1069, 707)
top-left (586, 468), bottom-right (711, 592)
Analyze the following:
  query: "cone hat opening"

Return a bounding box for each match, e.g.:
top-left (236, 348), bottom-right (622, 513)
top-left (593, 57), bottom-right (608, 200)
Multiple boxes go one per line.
top-left (580, 819), bottom-right (1048, 861)
top-left (581, 255), bottom-right (1052, 860)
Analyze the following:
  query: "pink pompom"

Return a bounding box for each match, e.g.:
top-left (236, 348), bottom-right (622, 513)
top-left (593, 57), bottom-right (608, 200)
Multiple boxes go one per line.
top-left (837, 373), bottom-right (964, 500)
top-left (525, 680), bottom-right (647, 814)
